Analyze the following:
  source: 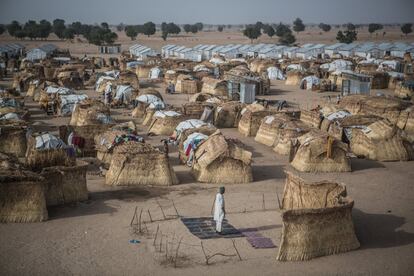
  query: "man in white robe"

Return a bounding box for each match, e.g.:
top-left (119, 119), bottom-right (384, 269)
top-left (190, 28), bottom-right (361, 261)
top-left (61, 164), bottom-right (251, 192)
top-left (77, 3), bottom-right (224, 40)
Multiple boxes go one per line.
top-left (214, 187), bottom-right (225, 234)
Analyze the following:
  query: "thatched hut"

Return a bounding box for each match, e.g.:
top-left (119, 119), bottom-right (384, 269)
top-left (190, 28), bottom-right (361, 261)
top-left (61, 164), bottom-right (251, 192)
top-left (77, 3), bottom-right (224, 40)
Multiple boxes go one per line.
top-left (290, 130), bottom-right (351, 173)
top-left (300, 109), bottom-right (323, 129)
top-left (201, 77), bottom-right (228, 97)
top-left (182, 102), bottom-right (211, 119)
top-left (148, 111), bottom-right (184, 136)
top-left (25, 133), bottom-right (75, 170)
top-left (118, 71), bottom-right (139, 90)
top-left (397, 107), bottom-right (414, 143)
top-left (177, 125), bottom-right (217, 164)
top-left (214, 101), bottom-right (246, 128)
top-left (395, 81), bottom-right (414, 100)
top-left (0, 153), bottom-right (48, 223)
top-left (70, 99), bottom-right (112, 126)
top-left (0, 120), bottom-right (27, 157)
top-left (106, 141), bottom-right (178, 186)
top-left (57, 70), bottom-right (84, 90)
top-left (277, 171), bottom-right (360, 261)
top-left (350, 119), bottom-right (411, 161)
top-left (238, 104), bottom-right (276, 137)
top-left (273, 120), bottom-right (311, 155)
top-left (192, 131), bottom-right (253, 184)
top-left (254, 113), bottom-right (293, 147)
top-left (136, 65), bottom-right (152, 79)
top-left (40, 160), bottom-right (88, 206)
top-left (326, 114), bottom-right (380, 142)
top-left (285, 70), bottom-right (307, 86)
top-left (175, 74), bottom-right (201, 94)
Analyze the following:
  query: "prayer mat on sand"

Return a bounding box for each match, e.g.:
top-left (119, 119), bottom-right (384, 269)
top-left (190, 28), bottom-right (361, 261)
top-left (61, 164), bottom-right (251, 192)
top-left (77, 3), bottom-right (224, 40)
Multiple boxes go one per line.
top-left (239, 228), bottom-right (276, 249)
top-left (181, 217), bottom-right (243, 239)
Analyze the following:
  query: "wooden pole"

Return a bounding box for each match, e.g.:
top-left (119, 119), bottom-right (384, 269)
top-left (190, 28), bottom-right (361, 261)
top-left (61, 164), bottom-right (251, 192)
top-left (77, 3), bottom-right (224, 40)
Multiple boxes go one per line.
top-left (232, 239), bottom-right (242, 261)
top-left (174, 237), bottom-right (183, 268)
top-left (147, 209), bottom-right (153, 222)
top-left (138, 209), bottom-right (143, 233)
top-left (262, 194), bottom-right (265, 210)
top-left (200, 241), bottom-right (209, 265)
top-left (157, 200), bottom-right (166, 220)
top-left (171, 200), bottom-right (179, 217)
top-left (130, 206), bottom-right (138, 226)
top-left (153, 224), bottom-right (159, 246)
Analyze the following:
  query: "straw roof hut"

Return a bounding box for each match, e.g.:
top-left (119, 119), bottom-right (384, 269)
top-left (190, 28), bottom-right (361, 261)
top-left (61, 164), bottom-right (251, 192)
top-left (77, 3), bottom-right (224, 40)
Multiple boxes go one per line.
top-left (189, 92), bottom-right (219, 103)
top-left (277, 171), bottom-right (359, 261)
top-left (25, 133), bottom-right (75, 170)
top-left (300, 109), bottom-right (323, 129)
top-left (285, 70), bottom-right (308, 86)
top-left (192, 131), bottom-right (253, 184)
top-left (201, 77), bottom-right (228, 97)
top-left (0, 153), bottom-right (48, 223)
top-left (350, 119), bottom-right (412, 161)
top-left (395, 81), bottom-right (414, 100)
top-left (238, 104), bottom-right (275, 137)
top-left (326, 114), bottom-right (380, 141)
top-left (214, 101), bottom-right (246, 128)
top-left (273, 120), bottom-right (311, 155)
top-left (397, 107), bottom-right (414, 143)
top-left (147, 111), bottom-right (184, 136)
top-left (182, 102), bottom-right (212, 119)
top-left (290, 130), bottom-right (351, 173)
top-left (57, 70), bottom-right (84, 90)
top-left (254, 113), bottom-right (293, 147)
top-left (70, 99), bottom-right (111, 126)
top-left (106, 141), bottom-right (178, 186)
top-left (40, 160), bottom-right (88, 206)
top-left (136, 64), bottom-right (152, 79)
top-left (118, 71), bottom-right (139, 90)
top-left (175, 74), bottom-right (201, 94)
top-left (177, 125), bottom-right (217, 164)
top-left (0, 120), bottom-right (27, 157)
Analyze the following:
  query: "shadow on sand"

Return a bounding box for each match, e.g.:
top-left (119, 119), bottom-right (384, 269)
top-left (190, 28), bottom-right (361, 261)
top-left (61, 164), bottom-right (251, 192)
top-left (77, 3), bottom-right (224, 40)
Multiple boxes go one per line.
top-left (353, 209), bottom-right (414, 249)
top-left (253, 164), bottom-right (285, 182)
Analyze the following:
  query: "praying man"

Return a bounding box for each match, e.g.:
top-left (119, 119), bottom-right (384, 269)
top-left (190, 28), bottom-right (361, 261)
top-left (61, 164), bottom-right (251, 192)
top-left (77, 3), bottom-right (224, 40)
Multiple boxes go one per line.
top-left (214, 187), bottom-right (226, 234)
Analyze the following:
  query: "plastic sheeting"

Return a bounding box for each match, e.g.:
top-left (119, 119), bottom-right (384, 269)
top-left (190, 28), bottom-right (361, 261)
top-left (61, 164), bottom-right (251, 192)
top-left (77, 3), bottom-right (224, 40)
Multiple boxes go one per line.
top-left (326, 110), bottom-right (351, 121)
top-left (149, 67), bottom-right (162, 79)
top-left (153, 110), bottom-right (181, 118)
top-left (175, 119), bottom-right (209, 139)
top-left (35, 133), bottom-right (66, 150)
top-left (286, 64), bottom-right (304, 72)
top-left (59, 94), bottom-right (88, 116)
top-left (267, 67), bottom-right (285, 80)
top-left (378, 60), bottom-right (399, 71)
top-left (114, 85), bottom-right (134, 104)
top-left (95, 76), bottom-right (116, 91)
top-left (321, 59), bottom-right (353, 72)
top-left (45, 86), bottom-right (73, 95)
top-left (0, 113), bottom-right (20, 120)
top-left (136, 94), bottom-right (165, 109)
top-left (300, 76), bottom-right (320, 90)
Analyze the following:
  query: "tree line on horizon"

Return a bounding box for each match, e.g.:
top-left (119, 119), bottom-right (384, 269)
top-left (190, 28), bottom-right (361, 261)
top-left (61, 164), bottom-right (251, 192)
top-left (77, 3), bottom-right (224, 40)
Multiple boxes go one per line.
top-left (0, 19), bottom-right (412, 46)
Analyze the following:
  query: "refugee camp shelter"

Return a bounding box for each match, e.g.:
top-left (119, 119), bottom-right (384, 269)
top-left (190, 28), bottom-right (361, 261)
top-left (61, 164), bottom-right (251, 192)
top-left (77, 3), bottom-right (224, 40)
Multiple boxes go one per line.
top-left (161, 44), bottom-right (177, 58)
top-left (0, 43), bottom-right (25, 58)
top-left (341, 72), bottom-right (371, 96)
top-left (283, 46), bottom-right (300, 59)
top-left (221, 44), bottom-right (245, 59)
top-left (26, 44), bottom-right (58, 61)
top-left (130, 44), bottom-right (158, 59)
top-left (337, 43), bottom-right (359, 57)
top-left (354, 43), bottom-right (382, 59)
top-left (99, 44), bottom-right (121, 54)
top-left (390, 43), bottom-right (414, 58)
top-left (324, 43), bottom-right (345, 57)
top-left (258, 45), bottom-right (286, 59)
top-left (296, 44), bottom-right (326, 59)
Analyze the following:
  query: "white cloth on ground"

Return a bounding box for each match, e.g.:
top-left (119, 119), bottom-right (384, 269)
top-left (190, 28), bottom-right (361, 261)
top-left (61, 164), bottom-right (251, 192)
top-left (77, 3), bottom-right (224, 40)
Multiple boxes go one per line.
top-left (214, 193), bottom-right (225, 232)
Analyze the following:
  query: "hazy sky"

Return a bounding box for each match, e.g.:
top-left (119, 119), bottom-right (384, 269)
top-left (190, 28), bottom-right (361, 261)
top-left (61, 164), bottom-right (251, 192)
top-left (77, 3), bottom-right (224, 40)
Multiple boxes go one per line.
top-left (0, 0), bottom-right (413, 25)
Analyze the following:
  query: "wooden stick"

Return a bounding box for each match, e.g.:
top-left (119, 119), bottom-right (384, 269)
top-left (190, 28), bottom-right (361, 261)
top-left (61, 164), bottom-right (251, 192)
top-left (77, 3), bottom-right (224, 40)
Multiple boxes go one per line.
top-left (200, 241), bottom-right (209, 265)
top-left (174, 237), bottom-right (183, 268)
top-left (138, 209), bottom-right (143, 233)
top-left (165, 236), bottom-right (168, 259)
top-left (232, 239), bottom-right (242, 261)
top-left (130, 206), bottom-right (138, 226)
top-left (147, 209), bottom-right (153, 222)
top-left (171, 200), bottom-right (180, 217)
top-left (156, 200), bottom-right (166, 220)
top-left (276, 189), bottom-right (282, 209)
top-left (159, 232), bottom-right (163, 252)
top-left (262, 194), bottom-right (265, 210)
top-left (153, 224), bottom-right (159, 246)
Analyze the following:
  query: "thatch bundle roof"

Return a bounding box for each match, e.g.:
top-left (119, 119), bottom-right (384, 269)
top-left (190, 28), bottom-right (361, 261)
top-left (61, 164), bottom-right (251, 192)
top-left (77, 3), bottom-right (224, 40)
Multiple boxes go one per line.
top-left (395, 81), bottom-right (414, 100)
top-left (148, 111), bottom-right (184, 136)
top-left (106, 141), bottom-right (178, 186)
top-left (0, 121), bottom-right (28, 157)
top-left (177, 125), bottom-right (217, 164)
top-left (182, 102), bottom-right (212, 119)
top-left (70, 99), bottom-right (111, 126)
top-left (118, 71), bottom-right (139, 90)
top-left (249, 59), bottom-right (275, 74)
top-left (397, 107), bottom-right (414, 143)
top-left (254, 113), bottom-right (294, 147)
top-left (290, 130), bottom-right (351, 173)
top-left (300, 109), bottom-right (322, 129)
top-left (273, 119), bottom-right (311, 155)
top-left (214, 101), bottom-right (246, 128)
top-left (238, 105), bottom-right (275, 137)
top-left (326, 114), bottom-right (380, 141)
top-left (350, 119), bottom-right (412, 161)
top-left (192, 131), bottom-right (253, 184)
top-left (0, 153), bottom-right (48, 223)
top-left (285, 70), bottom-right (308, 86)
top-left (277, 171), bottom-right (359, 261)
top-left (201, 77), bottom-right (228, 97)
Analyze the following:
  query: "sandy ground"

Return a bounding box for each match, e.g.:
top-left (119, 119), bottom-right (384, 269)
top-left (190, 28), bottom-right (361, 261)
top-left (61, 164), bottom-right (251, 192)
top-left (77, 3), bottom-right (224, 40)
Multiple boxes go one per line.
top-left (0, 75), bottom-right (414, 275)
top-left (0, 26), bottom-right (413, 56)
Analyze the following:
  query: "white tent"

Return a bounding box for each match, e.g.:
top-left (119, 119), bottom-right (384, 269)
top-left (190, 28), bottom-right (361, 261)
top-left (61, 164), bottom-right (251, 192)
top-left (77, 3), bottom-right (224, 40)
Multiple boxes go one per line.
top-left (267, 67), bottom-right (285, 80)
top-left (136, 94), bottom-right (165, 109)
top-left (149, 67), bottom-right (162, 79)
top-left (59, 94), bottom-right (88, 115)
top-left (114, 85), bottom-right (134, 104)
top-left (321, 59), bottom-right (353, 72)
top-left (300, 76), bottom-right (320, 90)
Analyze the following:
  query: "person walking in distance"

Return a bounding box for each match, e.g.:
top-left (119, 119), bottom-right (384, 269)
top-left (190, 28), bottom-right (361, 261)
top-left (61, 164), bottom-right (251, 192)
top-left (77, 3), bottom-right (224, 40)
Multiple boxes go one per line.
top-left (214, 187), bottom-right (226, 234)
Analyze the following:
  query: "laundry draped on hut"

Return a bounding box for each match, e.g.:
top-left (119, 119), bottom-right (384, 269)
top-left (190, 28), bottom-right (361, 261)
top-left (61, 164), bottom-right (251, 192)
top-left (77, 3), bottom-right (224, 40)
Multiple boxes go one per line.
top-left (98, 133), bottom-right (144, 151)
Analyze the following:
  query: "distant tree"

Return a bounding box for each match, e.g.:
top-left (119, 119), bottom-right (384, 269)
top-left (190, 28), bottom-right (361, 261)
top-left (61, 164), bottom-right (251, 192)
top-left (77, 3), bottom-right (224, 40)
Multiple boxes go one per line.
top-left (183, 24), bottom-right (192, 33)
top-left (401, 23), bottom-right (413, 36)
top-left (243, 25), bottom-right (261, 43)
top-left (293, 18), bottom-right (305, 34)
top-left (368, 23), bottom-right (383, 36)
top-left (217, 25), bottom-right (224, 32)
top-left (195, 22), bottom-right (203, 31)
top-left (279, 32), bottom-right (296, 45)
top-left (161, 22), bottom-right (167, 33)
top-left (63, 28), bottom-right (75, 40)
top-left (336, 30), bottom-right (357, 44)
top-left (263, 24), bottom-right (275, 37)
top-left (71, 21), bottom-right (83, 35)
top-left (7, 21), bottom-right (22, 37)
top-left (190, 24), bottom-right (198, 34)
top-left (101, 22), bottom-right (109, 30)
top-left (38, 19), bottom-right (52, 40)
top-left (161, 31), bottom-right (168, 41)
top-left (15, 30), bottom-right (26, 40)
top-left (275, 23), bottom-right (291, 37)
top-left (23, 20), bottom-right (39, 40)
top-left (53, 19), bottom-right (66, 39)
top-left (255, 21), bottom-right (264, 31)
top-left (167, 23), bottom-right (181, 35)
top-left (0, 25), bottom-right (5, 35)
top-left (383, 31), bottom-right (386, 37)
top-left (79, 24), bottom-right (92, 36)
top-left (116, 23), bottom-right (125, 32)
top-left (318, 23), bottom-right (331, 32)
top-left (346, 23), bottom-right (356, 31)
top-left (125, 26), bottom-right (138, 40)
top-left (142, 21), bottom-right (156, 37)
top-left (84, 26), bottom-right (117, 45)
top-left (103, 31), bottom-right (117, 44)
